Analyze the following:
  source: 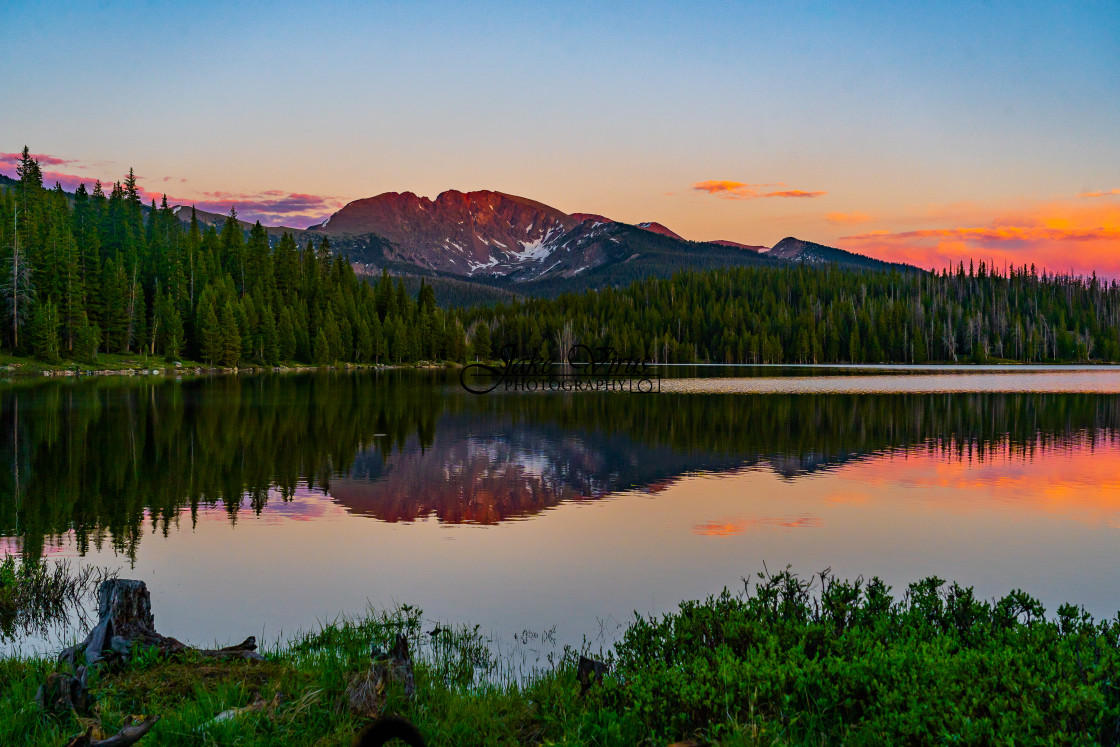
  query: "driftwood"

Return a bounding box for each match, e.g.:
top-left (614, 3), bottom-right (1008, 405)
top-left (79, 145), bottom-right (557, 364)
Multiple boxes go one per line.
top-left (345, 634), bottom-right (416, 718)
top-left (58, 579), bottom-right (264, 669)
top-left (63, 716), bottom-right (159, 747)
top-left (35, 667), bottom-right (89, 714)
top-left (201, 689), bottom-right (284, 728)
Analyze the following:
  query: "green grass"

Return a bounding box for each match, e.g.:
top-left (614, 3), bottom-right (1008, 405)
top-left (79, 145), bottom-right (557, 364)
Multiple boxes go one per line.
top-left (0, 351), bottom-right (208, 375)
top-left (0, 351), bottom-right (447, 377)
top-left (2, 569), bottom-right (1119, 745)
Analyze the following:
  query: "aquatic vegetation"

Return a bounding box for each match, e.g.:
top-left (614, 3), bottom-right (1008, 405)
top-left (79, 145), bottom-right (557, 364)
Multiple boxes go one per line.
top-left (0, 555), bottom-right (114, 641)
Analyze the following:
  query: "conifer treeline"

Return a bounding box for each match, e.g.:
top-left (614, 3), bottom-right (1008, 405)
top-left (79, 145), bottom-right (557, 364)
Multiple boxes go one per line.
top-left (466, 262), bottom-right (1120, 364)
top-left (0, 148), bottom-right (468, 366)
top-left (6, 147), bottom-right (1120, 367)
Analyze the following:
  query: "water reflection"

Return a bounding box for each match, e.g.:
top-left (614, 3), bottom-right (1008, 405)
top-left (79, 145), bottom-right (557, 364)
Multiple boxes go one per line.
top-left (2, 370), bottom-right (1119, 557)
top-left (3, 370), bottom-right (1120, 654)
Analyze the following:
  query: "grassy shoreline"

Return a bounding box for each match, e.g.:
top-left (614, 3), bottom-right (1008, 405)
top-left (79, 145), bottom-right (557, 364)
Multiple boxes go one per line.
top-left (3, 569), bottom-right (1119, 745)
top-left (0, 352), bottom-right (1113, 380)
top-left (0, 352), bottom-right (461, 379)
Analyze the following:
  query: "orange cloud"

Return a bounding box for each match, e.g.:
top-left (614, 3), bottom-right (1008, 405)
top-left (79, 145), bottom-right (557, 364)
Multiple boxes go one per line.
top-left (826, 211), bottom-right (873, 225)
top-left (693, 180), bottom-right (759, 197)
top-left (1081, 188), bottom-right (1120, 198)
top-left (836, 199), bottom-right (1120, 277)
top-left (692, 180), bottom-right (826, 200)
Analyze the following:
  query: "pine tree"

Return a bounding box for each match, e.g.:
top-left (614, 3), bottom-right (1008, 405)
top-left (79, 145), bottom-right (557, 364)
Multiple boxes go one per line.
top-left (259, 304), bottom-right (278, 365)
top-left (313, 328), bottom-right (330, 365)
top-left (355, 318), bottom-right (372, 363)
top-left (72, 311), bottom-right (100, 364)
top-left (197, 295), bottom-right (222, 364)
top-left (153, 286), bottom-right (184, 359)
top-left (277, 308), bottom-right (297, 361)
top-left (219, 301), bottom-right (240, 367)
top-left (471, 322), bottom-right (491, 361)
top-left (30, 300), bottom-right (61, 362)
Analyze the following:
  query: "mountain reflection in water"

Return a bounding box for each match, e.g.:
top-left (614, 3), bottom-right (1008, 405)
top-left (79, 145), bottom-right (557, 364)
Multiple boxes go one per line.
top-left (4, 369), bottom-right (1120, 656)
top-left (2, 370), bottom-right (1119, 559)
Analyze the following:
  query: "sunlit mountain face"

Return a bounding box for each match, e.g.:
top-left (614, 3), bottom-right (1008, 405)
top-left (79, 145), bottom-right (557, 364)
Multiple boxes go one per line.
top-left (290, 189), bottom-right (907, 286)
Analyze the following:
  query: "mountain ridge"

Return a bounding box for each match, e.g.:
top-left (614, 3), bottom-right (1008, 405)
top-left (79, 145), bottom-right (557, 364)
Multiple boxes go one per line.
top-left (298, 189), bottom-right (913, 282)
top-left (164, 188), bottom-right (915, 300)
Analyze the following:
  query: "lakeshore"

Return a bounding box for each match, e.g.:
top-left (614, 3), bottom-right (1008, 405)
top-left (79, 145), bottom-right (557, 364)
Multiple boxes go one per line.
top-left (3, 569), bottom-right (1118, 746)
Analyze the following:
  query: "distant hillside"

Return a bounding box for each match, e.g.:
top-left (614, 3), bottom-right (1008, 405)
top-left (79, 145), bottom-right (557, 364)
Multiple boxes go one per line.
top-left (769, 237), bottom-right (912, 272)
top-left (710, 239), bottom-right (768, 252)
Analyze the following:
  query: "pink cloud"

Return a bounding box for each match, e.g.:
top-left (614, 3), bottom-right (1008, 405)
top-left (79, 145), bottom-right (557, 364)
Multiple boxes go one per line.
top-left (0, 151), bottom-right (77, 167)
top-left (0, 152), bottom-right (342, 228)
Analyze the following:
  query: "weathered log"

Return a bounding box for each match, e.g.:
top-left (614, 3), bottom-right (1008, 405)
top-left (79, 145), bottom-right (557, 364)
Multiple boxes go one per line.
top-left (35, 667), bottom-right (88, 714)
top-left (196, 635), bottom-right (265, 661)
top-left (201, 689), bottom-right (284, 729)
top-left (63, 715), bottom-right (159, 747)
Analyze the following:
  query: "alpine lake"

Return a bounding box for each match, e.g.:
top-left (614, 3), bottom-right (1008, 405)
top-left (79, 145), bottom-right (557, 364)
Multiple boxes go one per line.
top-left (2, 365), bottom-right (1119, 659)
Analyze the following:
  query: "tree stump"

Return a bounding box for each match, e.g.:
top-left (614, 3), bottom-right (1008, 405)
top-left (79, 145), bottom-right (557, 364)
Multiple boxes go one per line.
top-left (59, 579), bottom-right (263, 669)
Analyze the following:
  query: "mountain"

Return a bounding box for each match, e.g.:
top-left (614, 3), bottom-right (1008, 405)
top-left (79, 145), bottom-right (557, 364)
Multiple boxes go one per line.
top-left (170, 188), bottom-right (915, 298)
top-left (635, 221), bottom-right (685, 240)
top-left (573, 214), bottom-right (689, 242)
top-left (569, 212), bottom-right (612, 224)
top-left (307, 190), bottom-right (591, 279)
top-left (305, 190), bottom-right (787, 285)
top-left (769, 237), bottom-right (912, 271)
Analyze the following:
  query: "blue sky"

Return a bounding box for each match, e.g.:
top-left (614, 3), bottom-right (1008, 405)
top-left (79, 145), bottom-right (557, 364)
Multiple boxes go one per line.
top-left (2, 1), bottom-right (1118, 271)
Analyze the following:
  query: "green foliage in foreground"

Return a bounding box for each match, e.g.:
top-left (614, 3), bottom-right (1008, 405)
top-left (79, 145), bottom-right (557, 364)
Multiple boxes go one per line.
top-left (2, 571), bottom-right (1120, 745)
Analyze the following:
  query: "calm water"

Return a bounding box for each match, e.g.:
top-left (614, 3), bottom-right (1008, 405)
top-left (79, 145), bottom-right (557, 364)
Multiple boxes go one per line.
top-left (2, 368), bottom-right (1119, 655)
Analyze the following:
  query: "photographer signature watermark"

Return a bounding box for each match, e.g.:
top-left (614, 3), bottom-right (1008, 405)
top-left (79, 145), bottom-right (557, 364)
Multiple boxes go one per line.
top-left (460, 344), bottom-right (660, 395)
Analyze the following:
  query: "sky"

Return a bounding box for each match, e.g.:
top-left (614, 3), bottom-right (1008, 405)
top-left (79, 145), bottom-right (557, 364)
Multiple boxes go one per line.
top-left (2, 1), bottom-right (1118, 275)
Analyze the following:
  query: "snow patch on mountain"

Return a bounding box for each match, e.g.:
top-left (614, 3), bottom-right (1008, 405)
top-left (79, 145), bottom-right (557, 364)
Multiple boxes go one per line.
top-left (518, 236), bottom-right (554, 261)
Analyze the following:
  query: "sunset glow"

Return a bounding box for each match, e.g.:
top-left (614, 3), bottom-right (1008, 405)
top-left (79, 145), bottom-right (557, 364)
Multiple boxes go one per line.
top-left (2, 2), bottom-right (1117, 271)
